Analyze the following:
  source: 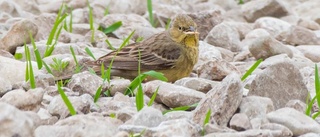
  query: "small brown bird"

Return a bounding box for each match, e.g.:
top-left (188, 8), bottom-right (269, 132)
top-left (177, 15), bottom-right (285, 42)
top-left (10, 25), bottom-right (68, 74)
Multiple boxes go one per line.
top-left (86, 14), bottom-right (199, 82)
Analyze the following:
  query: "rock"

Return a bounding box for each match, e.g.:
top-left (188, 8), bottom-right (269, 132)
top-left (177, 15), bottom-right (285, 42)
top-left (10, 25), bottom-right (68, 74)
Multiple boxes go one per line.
top-left (23, 74), bottom-right (55, 90)
top-left (193, 73), bottom-right (243, 126)
top-left (267, 107), bottom-right (320, 136)
top-left (125, 107), bottom-right (164, 127)
top-left (205, 22), bottom-right (241, 52)
top-left (187, 10), bottom-right (223, 40)
top-left (108, 0), bottom-right (146, 15)
top-left (196, 41), bottom-right (222, 68)
top-left (258, 54), bottom-right (291, 69)
top-left (0, 76), bottom-right (12, 96)
top-left (229, 113), bottom-right (252, 131)
top-left (216, 47), bottom-right (234, 62)
top-left (205, 129), bottom-right (290, 137)
top-left (249, 61), bottom-right (309, 109)
top-left (0, 88), bottom-right (44, 112)
top-left (0, 102), bottom-right (37, 137)
top-left (195, 58), bottom-right (240, 81)
top-left (249, 35), bottom-right (293, 60)
top-left (144, 80), bottom-right (205, 108)
top-left (285, 100), bottom-right (307, 113)
top-left (239, 96), bottom-right (274, 120)
top-left (47, 94), bottom-right (91, 119)
top-left (0, 49), bottom-right (13, 58)
top-left (0, 19), bottom-right (38, 53)
top-left (204, 123), bottom-right (236, 135)
top-left (114, 106), bottom-right (137, 123)
top-left (67, 71), bottom-right (107, 96)
top-left (250, 117), bottom-right (270, 129)
top-left (33, 13), bottom-right (56, 41)
top-left (241, 0), bottom-right (289, 22)
top-left (99, 14), bottom-right (155, 40)
top-left (276, 26), bottom-right (320, 46)
top-left (174, 77), bottom-right (219, 93)
top-left (164, 111), bottom-right (192, 121)
top-left (109, 79), bottom-right (131, 96)
top-left (299, 133), bottom-right (320, 137)
top-left (260, 123), bottom-right (293, 137)
top-left (254, 17), bottom-right (291, 36)
top-left (12, 0), bottom-right (41, 15)
top-left (35, 114), bottom-right (122, 137)
top-left (296, 45), bottom-right (320, 62)
top-left (144, 119), bottom-right (202, 137)
top-left (152, 3), bottom-right (186, 24)
top-left (97, 93), bottom-right (134, 112)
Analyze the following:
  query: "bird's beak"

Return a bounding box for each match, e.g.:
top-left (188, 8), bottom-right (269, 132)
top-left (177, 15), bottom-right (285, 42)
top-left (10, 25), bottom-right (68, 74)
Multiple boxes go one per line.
top-left (185, 26), bottom-right (198, 35)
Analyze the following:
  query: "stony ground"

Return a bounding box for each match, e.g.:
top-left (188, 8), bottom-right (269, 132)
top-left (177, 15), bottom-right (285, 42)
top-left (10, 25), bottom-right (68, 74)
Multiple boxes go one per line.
top-left (1, 0), bottom-right (320, 137)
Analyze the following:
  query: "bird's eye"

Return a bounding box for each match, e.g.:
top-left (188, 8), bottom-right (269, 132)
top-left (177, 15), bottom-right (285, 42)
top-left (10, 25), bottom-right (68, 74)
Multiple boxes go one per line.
top-left (178, 27), bottom-right (182, 30)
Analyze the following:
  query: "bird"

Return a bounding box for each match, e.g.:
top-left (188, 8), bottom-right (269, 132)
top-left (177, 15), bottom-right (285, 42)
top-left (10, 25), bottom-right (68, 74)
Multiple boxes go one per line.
top-left (85, 14), bottom-right (199, 82)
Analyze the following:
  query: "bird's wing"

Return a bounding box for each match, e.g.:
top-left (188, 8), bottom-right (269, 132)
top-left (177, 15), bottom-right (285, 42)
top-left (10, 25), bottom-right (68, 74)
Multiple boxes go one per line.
top-left (87, 32), bottom-right (182, 71)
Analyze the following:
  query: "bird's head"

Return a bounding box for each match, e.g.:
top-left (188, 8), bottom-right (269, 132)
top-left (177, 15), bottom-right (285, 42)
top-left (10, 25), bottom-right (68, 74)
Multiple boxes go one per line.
top-left (169, 14), bottom-right (199, 45)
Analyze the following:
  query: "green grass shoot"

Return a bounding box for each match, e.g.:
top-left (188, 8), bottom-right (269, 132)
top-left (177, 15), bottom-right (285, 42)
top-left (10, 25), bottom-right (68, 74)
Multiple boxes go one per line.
top-left (44, 4), bottom-right (68, 58)
top-left (135, 49), bottom-right (144, 111)
top-left (98, 21), bottom-right (122, 35)
top-left (57, 84), bottom-right (76, 115)
top-left (29, 31), bottom-right (43, 69)
top-left (14, 53), bottom-right (23, 60)
top-left (69, 46), bottom-right (81, 73)
top-left (87, 0), bottom-right (95, 43)
top-left (93, 85), bottom-right (103, 103)
top-left (85, 47), bottom-right (96, 60)
top-left (202, 109), bottom-right (211, 136)
top-left (24, 44), bottom-right (36, 89)
top-left (147, 86), bottom-right (159, 106)
top-left (165, 19), bottom-right (171, 30)
top-left (162, 103), bottom-right (198, 114)
top-left (147, 0), bottom-right (155, 27)
top-left (105, 39), bottom-right (115, 50)
top-left (136, 36), bottom-right (144, 42)
top-left (42, 60), bottom-right (53, 75)
top-left (124, 70), bottom-right (167, 96)
top-left (49, 58), bottom-right (69, 73)
top-left (241, 59), bottom-right (263, 81)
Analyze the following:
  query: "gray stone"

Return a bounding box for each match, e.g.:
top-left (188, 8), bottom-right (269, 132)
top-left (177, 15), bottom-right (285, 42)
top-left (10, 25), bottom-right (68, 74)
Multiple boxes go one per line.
top-left (267, 107), bottom-right (320, 136)
top-left (67, 71), bottom-right (107, 96)
top-left (0, 76), bottom-right (12, 96)
top-left (254, 17), bottom-right (291, 36)
top-left (248, 35), bottom-right (293, 60)
top-left (239, 96), bottom-right (274, 120)
top-left (35, 114), bottom-right (122, 137)
top-left (47, 94), bottom-right (91, 119)
top-left (229, 113), bottom-right (252, 131)
top-left (296, 45), bottom-right (320, 62)
top-left (285, 99), bottom-right (307, 113)
top-left (205, 129), bottom-right (289, 137)
top-left (277, 26), bottom-right (320, 46)
top-left (0, 88), bottom-right (44, 112)
top-left (249, 61), bottom-right (309, 109)
top-left (126, 107), bottom-right (164, 128)
top-left (242, 0), bottom-right (289, 22)
top-left (261, 123), bottom-right (293, 137)
top-left (109, 79), bottom-right (131, 96)
top-left (144, 80), bottom-right (205, 108)
top-left (0, 19), bottom-right (38, 53)
top-left (193, 73), bottom-right (243, 126)
top-left (195, 59), bottom-right (240, 81)
top-left (0, 102), bottom-right (37, 137)
top-left (164, 111), bottom-right (193, 121)
top-left (174, 77), bottom-right (219, 93)
top-left (205, 22), bottom-right (241, 52)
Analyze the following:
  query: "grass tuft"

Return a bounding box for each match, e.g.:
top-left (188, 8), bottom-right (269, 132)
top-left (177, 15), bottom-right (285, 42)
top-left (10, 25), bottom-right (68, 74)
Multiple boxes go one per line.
top-left (241, 59), bottom-right (263, 81)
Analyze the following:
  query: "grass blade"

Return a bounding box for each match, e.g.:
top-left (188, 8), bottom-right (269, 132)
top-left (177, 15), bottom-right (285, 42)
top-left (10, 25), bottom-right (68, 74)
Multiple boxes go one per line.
top-left (143, 70), bottom-right (167, 81)
top-left (26, 46), bottom-right (36, 89)
top-left (29, 31), bottom-right (43, 69)
top-left (42, 60), bottom-right (53, 75)
top-left (85, 47), bottom-right (96, 60)
top-left (147, 86), bottom-right (159, 106)
top-left (136, 83), bottom-right (144, 111)
top-left (163, 103), bottom-right (198, 114)
top-left (241, 59), bottom-right (263, 81)
top-left (314, 64), bottom-right (320, 110)
top-left (202, 109), bottom-right (212, 136)
top-left (99, 21), bottom-right (122, 34)
top-left (69, 46), bottom-right (81, 73)
top-left (93, 85), bottom-right (103, 103)
top-left (24, 43), bottom-right (29, 81)
top-left (147, 0), bottom-right (154, 27)
top-left (57, 84), bottom-right (76, 115)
